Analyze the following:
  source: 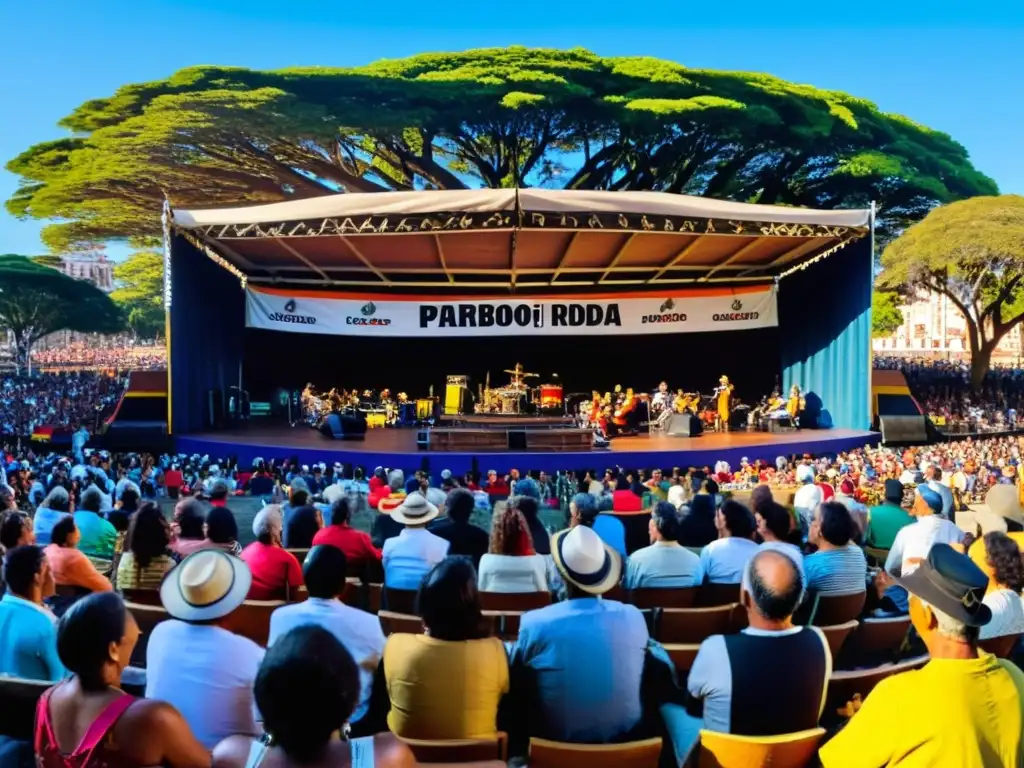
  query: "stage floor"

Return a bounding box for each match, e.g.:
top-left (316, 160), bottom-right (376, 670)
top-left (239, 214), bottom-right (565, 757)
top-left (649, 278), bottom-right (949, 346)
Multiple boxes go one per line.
top-left (176, 423), bottom-right (878, 475)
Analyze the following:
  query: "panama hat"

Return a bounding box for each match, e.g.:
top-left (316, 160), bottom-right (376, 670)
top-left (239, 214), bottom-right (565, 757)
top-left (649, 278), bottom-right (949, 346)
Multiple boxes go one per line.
top-left (160, 549), bottom-right (252, 622)
top-left (550, 525), bottom-right (622, 595)
top-left (391, 491), bottom-right (439, 526)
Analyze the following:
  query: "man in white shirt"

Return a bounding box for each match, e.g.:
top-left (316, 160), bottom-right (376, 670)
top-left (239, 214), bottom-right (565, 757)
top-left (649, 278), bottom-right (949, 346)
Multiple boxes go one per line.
top-left (700, 500), bottom-right (759, 584)
top-left (382, 492), bottom-right (450, 589)
top-left (147, 549), bottom-right (264, 750)
top-left (793, 464), bottom-right (822, 534)
top-left (269, 544), bottom-right (385, 731)
top-left (921, 464), bottom-right (954, 518)
top-left (885, 485), bottom-right (964, 577)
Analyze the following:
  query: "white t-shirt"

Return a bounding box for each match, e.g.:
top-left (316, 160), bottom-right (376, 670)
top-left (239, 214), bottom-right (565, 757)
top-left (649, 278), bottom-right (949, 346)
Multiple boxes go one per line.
top-left (885, 515), bottom-right (965, 576)
top-left (794, 483), bottom-right (823, 528)
top-left (700, 537), bottom-right (759, 584)
top-left (981, 588), bottom-right (1024, 641)
top-left (477, 554), bottom-right (548, 593)
top-left (145, 619), bottom-right (265, 749)
top-left (268, 598), bottom-right (386, 723)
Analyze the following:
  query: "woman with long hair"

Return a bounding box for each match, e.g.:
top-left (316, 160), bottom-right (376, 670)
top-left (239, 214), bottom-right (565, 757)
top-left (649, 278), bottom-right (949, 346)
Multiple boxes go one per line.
top-left (477, 506), bottom-right (547, 593)
top-left (116, 502), bottom-right (174, 590)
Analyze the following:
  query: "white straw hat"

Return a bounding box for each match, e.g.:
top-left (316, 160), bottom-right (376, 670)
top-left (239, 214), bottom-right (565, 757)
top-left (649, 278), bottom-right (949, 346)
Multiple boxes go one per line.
top-left (390, 491), bottom-right (439, 526)
top-left (160, 549), bottom-right (252, 622)
top-left (550, 525), bottom-right (621, 595)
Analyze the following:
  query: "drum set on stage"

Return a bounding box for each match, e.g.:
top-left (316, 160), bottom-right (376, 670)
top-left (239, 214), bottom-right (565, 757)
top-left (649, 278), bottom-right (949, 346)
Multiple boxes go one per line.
top-left (475, 364), bottom-right (564, 415)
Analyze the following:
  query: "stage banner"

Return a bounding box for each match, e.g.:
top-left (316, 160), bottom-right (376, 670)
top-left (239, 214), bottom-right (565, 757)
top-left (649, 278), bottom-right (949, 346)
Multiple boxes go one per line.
top-left (245, 284), bottom-right (778, 337)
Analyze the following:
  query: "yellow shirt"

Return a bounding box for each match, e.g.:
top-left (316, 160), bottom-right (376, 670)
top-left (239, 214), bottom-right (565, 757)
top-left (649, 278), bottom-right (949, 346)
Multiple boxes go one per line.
top-left (116, 552), bottom-right (174, 590)
top-left (384, 633), bottom-right (509, 739)
top-left (820, 652), bottom-right (1024, 767)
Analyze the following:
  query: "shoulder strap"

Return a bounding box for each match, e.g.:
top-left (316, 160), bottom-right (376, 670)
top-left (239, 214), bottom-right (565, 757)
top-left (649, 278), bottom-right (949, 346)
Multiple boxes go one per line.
top-left (349, 736), bottom-right (375, 768)
top-left (244, 739), bottom-right (269, 768)
top-left (75, 693), bottom-right (135, 755)
top-left (33, 685), bottom-right (59, 756)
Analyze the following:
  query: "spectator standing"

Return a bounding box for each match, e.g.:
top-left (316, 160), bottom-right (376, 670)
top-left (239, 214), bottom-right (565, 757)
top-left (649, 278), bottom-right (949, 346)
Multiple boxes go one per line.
top-left (625, 502), bottom-right (703, 589)
top-left (804, 502), bottom-right (868, 596)
top-left (429, 487), bottom-right (489, 568)
top-left (477, 505), bottom-right (548, 593)
top-left (700, 501), bottom-right (759, 584)
top-left (382, 493), bottom-right (449, 590)
top-left (0, 545), bottom-right (64, 680)
top-left (116, 502), bottom-right (175, 590)
top-left (240, 505), bottom-right (304, 600)
top-left (44, 517), bottom-right (112, 593)
top-left (147, 549), bottom-right (264, 750)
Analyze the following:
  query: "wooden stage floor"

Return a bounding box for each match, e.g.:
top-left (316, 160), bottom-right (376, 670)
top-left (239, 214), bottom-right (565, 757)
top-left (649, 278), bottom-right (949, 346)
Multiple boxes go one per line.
top-left (177, 423), bottom-right (877, 475)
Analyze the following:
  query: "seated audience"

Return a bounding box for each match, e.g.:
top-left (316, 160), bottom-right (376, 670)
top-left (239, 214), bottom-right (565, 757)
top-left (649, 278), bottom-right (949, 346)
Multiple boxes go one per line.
top-left (34, 487), bottom-right (72, 546)
top-left (268, 545), bottom-right (385, 731)
top-left (0, 545), bottom-right (64, 680)
top-left (73, 486), bottom-right (117, 560)
top-left (241, 505), bottom-right (303, 600)
top-left (510, 488), bottom-right (551, 556)
top-left (570, 492), bottom-right (627, 561)
top-left (700, 500), bottom-right (758, 584)
top-left (820, 544), bottom-right (1024, 766)
top-left (382, 493), bottom-right (449, 590)
top-left (885, 485), bottom-right (965, 576)
top-left (283, 504), bottom-right (322, 549)
top-left (804, 501), bottom-right (868, 596)
top-left (147, 549), bottom-right (264, 750)
top-left (205, 506), bottom-right (243, 556)
top-left (107, 486), bottom-right (140, 533)
top-left (477, 505), bottom-right (548, 593)
top-left (755, 500), bottom-right (805, 580)
top-left (511, 525), bottom-right (648, 743)
top-left (866, 479), bottom-right (915, 549)
top-left (976, 532), bottom-right (1024, 642)
top-left (44, 517), bottom-right (112, 593)
top-left (312, 497), bottom-right (382, 566)
top-left (371, 471), bottom-right (408, 545)
top-left (35, 592), bottom-right (209, 768)
top-left (685, 550), bottom-right (829, 743)
top-left (385, 557), bottom-right (509, 739)
top-left (116, 502), bottom-right (175, 590)
top-left (212, 625), bottom-right (415, 768)
top-left (793, 464), bottom-right (823, 532)
top-left (483, 469), bottom-right (511, 500)
top-left (624, 502), bottom-right (703, 589)
top-left (207, 478), bottom-right (231, 508)
top-left (429, 487), bottom-right (489, 567)
top-left (1, 510), bottom-right (35, 550)
top-left (612, 475), bottom-right (643, 512)
top-left (170, 498), bottom-right (209, 558)
top-left (678, 492), bottom-right (719, 548)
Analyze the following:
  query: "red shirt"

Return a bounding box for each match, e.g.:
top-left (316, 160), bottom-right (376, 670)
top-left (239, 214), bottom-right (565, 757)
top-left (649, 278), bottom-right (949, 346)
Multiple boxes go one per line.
top-left (312, 524), bottom-right (382, 563)
top-left (164, 469), bottom-right (183, 490)
top-left (485, 479), bottom-right (510, 497)
top-left (612, 489), bottom-right (644, 512)
top-left (240, 542), bottom-right (303, 600)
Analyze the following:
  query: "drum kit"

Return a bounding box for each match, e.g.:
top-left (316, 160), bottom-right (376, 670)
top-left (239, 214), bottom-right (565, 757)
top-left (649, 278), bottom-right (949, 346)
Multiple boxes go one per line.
top-left (476, 363), bottom-right (563, 415)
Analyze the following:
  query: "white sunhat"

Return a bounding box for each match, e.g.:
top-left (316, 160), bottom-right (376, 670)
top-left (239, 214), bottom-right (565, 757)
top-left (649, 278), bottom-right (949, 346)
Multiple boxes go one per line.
top-left (390, 491), bottom-right (439, 526)
top-left (160, 550), bottom-right (252, 622)
top-left (550, 525), bottom-right (622, 595)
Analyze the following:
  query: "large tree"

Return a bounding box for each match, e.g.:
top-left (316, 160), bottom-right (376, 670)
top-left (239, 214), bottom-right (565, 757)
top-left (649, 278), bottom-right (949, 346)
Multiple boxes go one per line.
top-left (878, 195), bottom-right (1024, 389)
top-left (6, 48), bottom-right (996, 251)
top-left (110, 251), bottom-right (164, 339)
top-left (0, 255), bottom-right (125, 371)
top-left (872, 290), bottom-right (905, 338)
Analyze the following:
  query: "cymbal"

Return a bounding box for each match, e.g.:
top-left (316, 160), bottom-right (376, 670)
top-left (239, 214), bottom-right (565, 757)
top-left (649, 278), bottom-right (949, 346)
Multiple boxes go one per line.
top-left (504, 369), bottom-right (539, 377)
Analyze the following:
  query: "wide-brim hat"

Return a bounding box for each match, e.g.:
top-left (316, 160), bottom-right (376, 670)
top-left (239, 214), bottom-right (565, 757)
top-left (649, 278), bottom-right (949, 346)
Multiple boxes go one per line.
top-left (160, 549), bottom-right (252, 622)
top-left (391, 492), bottom-right (439, 525)
top-left (896, 543), bottom-right (992, 628)
top-left (550, 525), bottom-right (622, 595)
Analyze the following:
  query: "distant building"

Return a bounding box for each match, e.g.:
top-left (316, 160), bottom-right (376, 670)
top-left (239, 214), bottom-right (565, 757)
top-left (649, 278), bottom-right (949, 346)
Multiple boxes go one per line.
top-left (873, 288), bottom-right (1023, 364)
top-left (56, 253), bottom-right (114, 292)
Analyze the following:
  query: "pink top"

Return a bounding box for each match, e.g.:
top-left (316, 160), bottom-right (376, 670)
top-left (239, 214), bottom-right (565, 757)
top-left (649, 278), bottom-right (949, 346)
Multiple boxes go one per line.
top-left (35, 684), bottom-right (138, 768)
top-left (43, 545), bottom-right (112, 593)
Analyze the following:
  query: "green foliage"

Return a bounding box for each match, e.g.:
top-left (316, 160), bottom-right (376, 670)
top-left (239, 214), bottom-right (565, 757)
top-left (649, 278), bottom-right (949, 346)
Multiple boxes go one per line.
top-left (871, 290), bottom-right (904, 338)
top-left (0, 255), bottom-right (125, 368)
top-left (879, 195), bottom-right (1024, 386)
top-left (110, 251), bottom-right (164, 338)
top-left (6, 47), bottom-right (997, 251)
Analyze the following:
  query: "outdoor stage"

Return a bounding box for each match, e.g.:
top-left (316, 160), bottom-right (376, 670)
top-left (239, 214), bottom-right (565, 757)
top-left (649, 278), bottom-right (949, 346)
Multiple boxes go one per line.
top-left (175, 424), bottom-right (879, 475)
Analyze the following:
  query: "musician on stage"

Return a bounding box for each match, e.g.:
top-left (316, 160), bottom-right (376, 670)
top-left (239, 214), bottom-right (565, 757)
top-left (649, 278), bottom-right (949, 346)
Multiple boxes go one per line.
top-left (611, 387), bottom-right (637, 436)
top-left (787, 384), bottom-right (806, 428)
top-left (651, 381), bottom-right (671, 412)
top-left (715, 375), bottom-right (734, 432)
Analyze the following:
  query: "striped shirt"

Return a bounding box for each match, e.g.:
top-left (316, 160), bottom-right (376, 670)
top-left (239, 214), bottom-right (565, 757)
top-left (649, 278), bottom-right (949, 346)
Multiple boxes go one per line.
top-left (803, 545), bottom-right (867, 596)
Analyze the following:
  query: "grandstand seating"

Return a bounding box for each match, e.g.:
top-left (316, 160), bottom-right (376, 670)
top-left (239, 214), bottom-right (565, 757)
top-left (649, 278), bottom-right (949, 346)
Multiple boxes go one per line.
top-left (688, 727), bottom-right (826, 768)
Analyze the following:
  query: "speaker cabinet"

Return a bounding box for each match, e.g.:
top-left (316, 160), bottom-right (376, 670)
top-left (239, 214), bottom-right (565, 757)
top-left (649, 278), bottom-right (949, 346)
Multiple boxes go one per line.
top-left (319, 412), bottom-right (368, 441)
top-left (666, 413), bottom-right (703, 437)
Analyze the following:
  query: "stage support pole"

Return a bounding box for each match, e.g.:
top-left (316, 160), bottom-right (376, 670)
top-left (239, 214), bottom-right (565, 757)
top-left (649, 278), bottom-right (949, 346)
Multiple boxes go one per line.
top-left (868, 200), bottom-right (877, 430)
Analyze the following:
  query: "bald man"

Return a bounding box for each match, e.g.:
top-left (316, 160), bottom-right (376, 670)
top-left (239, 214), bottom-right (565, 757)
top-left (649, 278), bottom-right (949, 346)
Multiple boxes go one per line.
top-left (684, 550), bottom-right (832, 737)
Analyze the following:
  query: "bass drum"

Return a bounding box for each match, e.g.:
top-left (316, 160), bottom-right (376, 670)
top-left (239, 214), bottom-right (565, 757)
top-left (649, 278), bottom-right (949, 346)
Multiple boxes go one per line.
top-left (539, 383), bottom-right (563, 409)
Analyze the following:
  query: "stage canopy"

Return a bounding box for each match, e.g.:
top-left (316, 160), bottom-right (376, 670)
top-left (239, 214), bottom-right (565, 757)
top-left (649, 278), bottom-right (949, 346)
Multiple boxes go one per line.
top-left (169, 188), bottom-right (870, 290)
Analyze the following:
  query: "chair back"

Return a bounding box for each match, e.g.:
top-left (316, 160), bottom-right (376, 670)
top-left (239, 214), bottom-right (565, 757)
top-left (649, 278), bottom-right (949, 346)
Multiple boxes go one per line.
top-left (824, 654), bottom-right (929, 723)
top-left (478, 591), bottom-right (551, 612)
top-left (603, 584), bottom-right (628, 603)
top-left (120, 587), bottom-right (162, 605)
top-left (655, 604), bottom-right (743, 644)
top-left (696, 582), bottom-right (741, 607)
top-left (402, 732), bottom-right (507, 763)
top-left (980, 633), bottom-right (1022, 659)
top-left (124, 600), bottom-right (172, 667)
top-left (385, 587), bottom-right (419, 615)
top-left (379, 610), bottom-right (425, 636)
top-left (630, 586), bottom-right (699, 609)
top-left (482, 610), bottom-right (523, 640)
top-left (0, 676), bottom-right (50, 740)
top-left (808, 590), bottom-right (866, 626)
top-left (367, 583), bottom-right (384, 614)
top-left (696, 727), bottom-right (825, 768)
top-left (223, 600), bottom-right (286, 646)
top-left (818, 620), bottom-right (859, 659)
top-left (285, 548), bottom-right (310, 565)
top-left (864, 547), bottom-right (889, 567)
top-left (848, 616), bottom-right (911, 659)
top-left (663, 643), bottom-right (701, 675)
top-left (529, 737), bottom-right (662, 768)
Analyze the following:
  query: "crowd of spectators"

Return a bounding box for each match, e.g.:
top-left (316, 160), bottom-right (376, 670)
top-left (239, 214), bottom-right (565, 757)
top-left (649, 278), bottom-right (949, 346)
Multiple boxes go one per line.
top-left (2, 430), bottom-right (1024, 765)
top-left (0, 372), bottom-right (124, 437)
top-left (31, 339), bottom-right (165, 371)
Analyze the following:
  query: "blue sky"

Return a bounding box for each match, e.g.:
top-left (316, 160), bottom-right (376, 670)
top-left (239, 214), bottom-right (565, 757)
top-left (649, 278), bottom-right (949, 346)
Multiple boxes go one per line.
top-left (1, 0), bottom-right (1021, 259)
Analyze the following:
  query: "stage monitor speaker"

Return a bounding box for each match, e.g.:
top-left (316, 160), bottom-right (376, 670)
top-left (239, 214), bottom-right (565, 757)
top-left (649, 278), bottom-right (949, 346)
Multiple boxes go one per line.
top-left (666, 413), bottom-right (702, 438)
top-left (878, 415), bottom-right (927, 444)
top-left (508, 429), bottom-right (528, 451)
top-left (319, 412), bottom-right (368, 441)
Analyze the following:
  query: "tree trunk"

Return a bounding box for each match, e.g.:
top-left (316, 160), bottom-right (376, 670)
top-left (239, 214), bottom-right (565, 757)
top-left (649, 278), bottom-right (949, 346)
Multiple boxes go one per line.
top-left (971, 345), bottom-right (994, 392)
top-left (11, 330), bottom-right (30, 375)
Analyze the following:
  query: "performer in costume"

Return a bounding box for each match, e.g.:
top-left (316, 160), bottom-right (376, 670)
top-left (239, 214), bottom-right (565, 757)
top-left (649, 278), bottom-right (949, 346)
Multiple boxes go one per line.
top-left (588, 391), bottom-right (604, 430)
top-left (612, 387), bottom-right (637, 433)
top-left (716, 375), bottom-right (734, 432)
top-left (787, 384), bottom-right (806, 428)
top-left (652, 381), bottom-right (671, 412)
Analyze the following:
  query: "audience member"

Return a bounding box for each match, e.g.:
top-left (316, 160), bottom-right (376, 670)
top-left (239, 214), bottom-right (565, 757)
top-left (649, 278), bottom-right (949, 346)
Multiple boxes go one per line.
top-left (381, 493), bottom-right (449, 591)
top-left (570, 492), bottom-right (627, 561)
top-left (240, 505), bottom-right (304, 600)
top-left (170, 498), bottom-right (209, 558)
top-left (205, 506), bottom-right (243, 556)
top-left (312, 497), bottom-right (382, 567)
top-left (477, 505), bottom-right (547, 593)
top-left (268, 545), bottom-right (385, 732)
top-left (429, 488), bottom-right (489, 567)
top-left (804, 502), bottom-right (868, 596)
top-left (885, 486), bottom-right (965, 577)
top-left (510, 490), bottom-right (551, 556)
top-left (976, 532), bottom-right (1024, 642)
top-left (282, 504), bottom-right (322, 549)
top-left (34, 487), bottom-right (72, 546)
top-left (624, 502), bottom-right (703, 589)
top-left (117, 502), bottom-right (174, 590)
top-left (73, 486), bottom-right (117, 559)
top-left (0, 545), bottom-right (64, 680)
top-left (384, 557), bottom-right (508, 739)
top-left (1, 510), bottom-right (35, 550)
top-left (755, 500), bottom-right (805, 580)
top-left (44, 517), bottom-right (112, 593)
top-left (212, 625), bottom-right (415, 768)
top-left (35, 592), bottom-right (209, 768)
top-left (147, 549), bottom-right (264, 750)
top-left (612, 475), bottom-right (643, 512)
top-left (700, 501), bottom-right (758, 584)
top-left (866, 479), bottom-right (915, 549)
top-left (678, 492), bottom-right (719, 549)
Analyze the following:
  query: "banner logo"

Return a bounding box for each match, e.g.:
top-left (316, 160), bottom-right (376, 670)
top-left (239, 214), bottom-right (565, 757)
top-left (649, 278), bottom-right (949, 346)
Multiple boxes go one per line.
top-left (361, 302), bottom-right (377, 316)
top-left (714, 299), bottom-right (759, 322)
top-left (347, 300), bottom-right (391, 326)
top-left (269, 298), bottom-right (317, 325)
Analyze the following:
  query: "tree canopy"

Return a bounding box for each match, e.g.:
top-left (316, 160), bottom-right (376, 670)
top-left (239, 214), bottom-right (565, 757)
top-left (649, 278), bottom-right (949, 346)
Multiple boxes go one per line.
top-left (110, 251), bottom-right (163, 339)
top-left (879, 195), bottom-right (1024, 387)
top-left (6, 47), bottom-right (996, 251)
top-left (0, 255), bottom-right (125, 369)
top-left (871, 290), bottom-right (904, 338)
